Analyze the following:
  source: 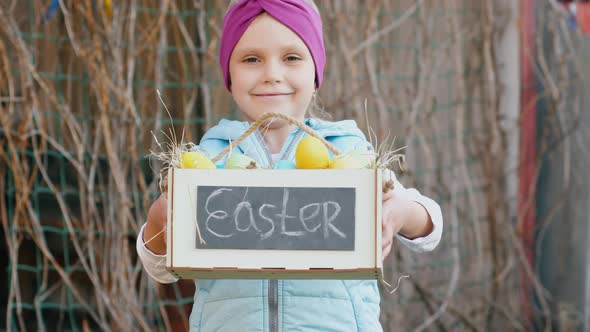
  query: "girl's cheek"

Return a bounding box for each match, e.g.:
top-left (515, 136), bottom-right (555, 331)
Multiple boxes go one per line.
top-left (290, 68), bottom-right (315, 86)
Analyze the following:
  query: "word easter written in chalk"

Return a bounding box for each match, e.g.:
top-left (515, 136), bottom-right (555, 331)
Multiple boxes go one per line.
top-left (195, 186), bottom-right (356, 250)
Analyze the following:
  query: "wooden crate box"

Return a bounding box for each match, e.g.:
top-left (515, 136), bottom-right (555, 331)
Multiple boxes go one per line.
top-left (166, 167), bottom-right (382, 280)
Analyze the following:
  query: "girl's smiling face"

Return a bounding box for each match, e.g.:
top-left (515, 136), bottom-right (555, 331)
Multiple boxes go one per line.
top-left (228, 13), bottom-right (316, 127)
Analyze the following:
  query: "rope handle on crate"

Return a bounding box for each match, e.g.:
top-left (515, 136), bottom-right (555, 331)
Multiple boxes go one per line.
top-left (211, 112), bottom-right (341, 163)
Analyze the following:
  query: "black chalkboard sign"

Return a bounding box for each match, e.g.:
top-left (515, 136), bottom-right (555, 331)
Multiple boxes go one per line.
top-left (195, 186), bottom-right (356, 250)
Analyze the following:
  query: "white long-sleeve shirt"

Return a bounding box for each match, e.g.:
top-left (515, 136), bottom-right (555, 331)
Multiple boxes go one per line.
top-left (136, 169), bottom-right (443, 284)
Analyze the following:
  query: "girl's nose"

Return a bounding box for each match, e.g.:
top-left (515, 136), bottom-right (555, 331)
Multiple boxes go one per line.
top-left (263, 60), bottom-right (283, 84)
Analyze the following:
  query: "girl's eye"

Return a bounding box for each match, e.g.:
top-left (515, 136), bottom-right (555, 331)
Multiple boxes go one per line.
top-left (285, 55), bottom-right (301, 62)
top-left (243, 57), bottom-right (259, 63)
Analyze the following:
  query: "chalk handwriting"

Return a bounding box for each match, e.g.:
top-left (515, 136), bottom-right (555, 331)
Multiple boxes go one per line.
top-left (203, 188), bottom-right (346, 240)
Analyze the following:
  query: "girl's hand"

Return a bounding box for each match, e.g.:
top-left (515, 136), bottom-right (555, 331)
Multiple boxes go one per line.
top-left (381, 190), bottom-right (434, 260)
top-left (144, 193), bottom-right (168, 255)
top-left (381, 190), bottom-right (408, 260)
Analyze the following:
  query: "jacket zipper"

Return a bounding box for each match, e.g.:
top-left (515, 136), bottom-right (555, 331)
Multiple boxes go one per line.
top-left (256, 127), bottom-right (303, 332)
top-left (269, 280), bottom-right (279, 332)
top-left (281, 129), bottom-right (303, 162)
top-left (255, 128), bottom-right (303, 167)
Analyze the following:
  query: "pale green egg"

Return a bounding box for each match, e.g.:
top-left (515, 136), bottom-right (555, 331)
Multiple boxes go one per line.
top-left (225, 154), bottom-right (258, 169)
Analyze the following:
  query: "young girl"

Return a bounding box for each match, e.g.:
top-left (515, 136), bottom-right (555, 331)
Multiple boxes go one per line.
top-left (137, 0), bottom-right (443, 330)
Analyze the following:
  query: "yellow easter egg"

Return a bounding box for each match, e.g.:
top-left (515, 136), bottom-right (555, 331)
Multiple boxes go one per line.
top-left (328, 150), bottom-right (371, 169)
top-left (180, 151), bottom-right (216, 169)
top-left (295, 136), bottom-right (330, 169)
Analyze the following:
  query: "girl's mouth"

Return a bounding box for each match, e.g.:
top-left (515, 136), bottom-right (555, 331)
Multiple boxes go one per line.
top-left (252, 93), bottom-right (294, 101)
top-left (253, 93), bottom-right (293, 97)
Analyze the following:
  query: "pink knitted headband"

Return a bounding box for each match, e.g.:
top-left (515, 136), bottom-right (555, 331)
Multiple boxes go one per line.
top-left (219, 0), bottom-right (326, 91)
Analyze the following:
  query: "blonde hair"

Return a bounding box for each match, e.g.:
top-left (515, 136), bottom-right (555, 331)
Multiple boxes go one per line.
top-left (308, 91), bottom-right (330, 120)
top-left (227, 0), bottom-right (320, 14)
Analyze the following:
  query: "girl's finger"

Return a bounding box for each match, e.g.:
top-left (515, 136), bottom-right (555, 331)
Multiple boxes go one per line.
top-left (382, 234), bottom-right (392, 250)
top-left (382, 224), bottom-right (392, 240)
top-left (382, 244), bottom-right (391, 260)
top-left (382, 190), bottom-right (395, 202)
